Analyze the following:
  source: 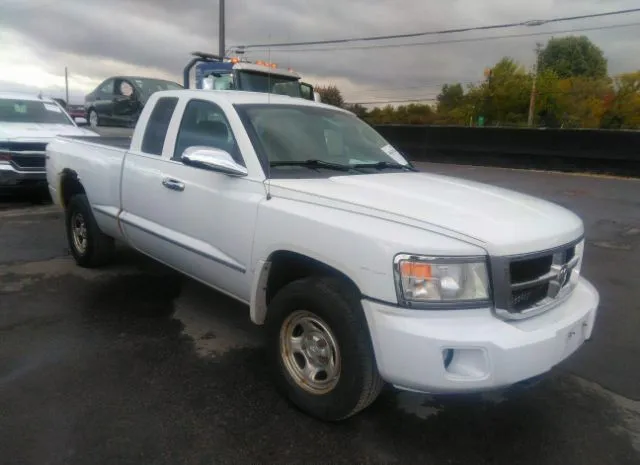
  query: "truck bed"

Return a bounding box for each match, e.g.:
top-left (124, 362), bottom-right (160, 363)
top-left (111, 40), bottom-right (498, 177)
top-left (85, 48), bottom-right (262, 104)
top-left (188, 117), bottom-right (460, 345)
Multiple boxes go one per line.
top-left (64, 135), bottom-right (131, 149)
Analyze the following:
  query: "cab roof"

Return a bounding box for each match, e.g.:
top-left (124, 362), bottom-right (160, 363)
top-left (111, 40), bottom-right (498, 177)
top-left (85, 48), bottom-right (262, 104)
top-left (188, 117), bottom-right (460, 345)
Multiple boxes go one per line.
top-left (150, 89), bottom-right (350, 113)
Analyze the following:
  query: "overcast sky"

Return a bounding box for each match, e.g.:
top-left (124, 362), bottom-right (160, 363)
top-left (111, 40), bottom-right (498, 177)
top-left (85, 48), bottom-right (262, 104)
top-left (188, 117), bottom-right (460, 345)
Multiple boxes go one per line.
top-left (0, 0), bottom-right (639, 104)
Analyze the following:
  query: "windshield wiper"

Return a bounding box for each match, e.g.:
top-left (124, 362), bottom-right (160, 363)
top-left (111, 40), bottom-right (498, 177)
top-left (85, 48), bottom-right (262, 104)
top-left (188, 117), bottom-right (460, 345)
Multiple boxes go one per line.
top-left (351, 161), bottom-right (418, 172)
top-left (270, 159), bottom-right (352, 172)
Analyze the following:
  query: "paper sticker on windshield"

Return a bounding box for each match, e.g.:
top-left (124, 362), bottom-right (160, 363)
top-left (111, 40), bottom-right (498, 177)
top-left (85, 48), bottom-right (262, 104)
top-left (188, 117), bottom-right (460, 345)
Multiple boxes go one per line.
top-left (44, 103), bottom-right (62, 113)
top-left (381, 144), bottom-right (408, 165)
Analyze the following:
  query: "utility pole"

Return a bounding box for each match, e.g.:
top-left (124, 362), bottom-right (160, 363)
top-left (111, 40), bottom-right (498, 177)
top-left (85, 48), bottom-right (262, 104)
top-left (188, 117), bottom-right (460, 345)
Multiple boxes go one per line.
top-left (64, 67), bottom-right (69, 105)
top-left (218, 0), bottom-right (225, 58)
top-left (527, 42), bottom-right (543, 127)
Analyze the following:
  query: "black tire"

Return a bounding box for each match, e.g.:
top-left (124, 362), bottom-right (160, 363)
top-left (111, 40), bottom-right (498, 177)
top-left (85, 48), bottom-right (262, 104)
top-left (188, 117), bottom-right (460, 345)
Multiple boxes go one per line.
top-left (266, 276), bottom-right (384, 421)
top-left (65, 194), bottom-right (114, 267)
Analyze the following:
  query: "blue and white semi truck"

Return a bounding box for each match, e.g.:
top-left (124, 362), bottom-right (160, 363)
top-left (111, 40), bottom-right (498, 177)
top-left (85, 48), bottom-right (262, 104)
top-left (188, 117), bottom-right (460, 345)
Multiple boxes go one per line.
top-left (183, 52), bottom-right (321, 102)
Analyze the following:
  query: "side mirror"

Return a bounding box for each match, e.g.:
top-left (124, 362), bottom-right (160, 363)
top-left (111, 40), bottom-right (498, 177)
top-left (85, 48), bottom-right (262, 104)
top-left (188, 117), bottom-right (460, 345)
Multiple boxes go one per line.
top-left (181, 146), bottom-right (248, 177)
top-left (73, 116), bottom-right (88, 126)
top-left (313, 92), bottom-right (322, 103)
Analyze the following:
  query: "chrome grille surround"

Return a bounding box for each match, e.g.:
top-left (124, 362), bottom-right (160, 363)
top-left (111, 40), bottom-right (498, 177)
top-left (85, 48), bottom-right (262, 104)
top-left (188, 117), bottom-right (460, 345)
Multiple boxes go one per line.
top-left (0, 142), bottom-right (47, 171)
top-left (490, 236), bottom-right (584, 320)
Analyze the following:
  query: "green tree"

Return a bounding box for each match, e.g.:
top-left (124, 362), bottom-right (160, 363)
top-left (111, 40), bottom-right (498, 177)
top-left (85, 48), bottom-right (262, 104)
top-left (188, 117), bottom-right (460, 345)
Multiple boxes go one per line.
top-left (315, 85), bottom-right (344, 108)
top-left (482, 57), bottom-right (532, 125)
top-left (436, 83), bottom-right (464, 113)
top-left (394, 103), bottom-right (436, 124)
top-left (533, 68), bottom-right (562, 127)
top-left (539, 36), bottom-right (608, 79)
top-left (601, 71), bottom-right (640, 129)
top-left (365, 105), bottom-right (397, 124)
top-left (554, 76), bottom-right (612, 128)
top-left (344, 103), bottom-right (369, 119)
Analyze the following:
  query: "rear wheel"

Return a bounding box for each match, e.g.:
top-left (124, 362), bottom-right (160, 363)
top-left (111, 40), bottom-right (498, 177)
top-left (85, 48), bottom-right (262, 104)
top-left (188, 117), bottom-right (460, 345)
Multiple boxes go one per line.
top-left (65, 194), bottom-right (114, 267)
top-left (266, 276), bottom-right (384, 421)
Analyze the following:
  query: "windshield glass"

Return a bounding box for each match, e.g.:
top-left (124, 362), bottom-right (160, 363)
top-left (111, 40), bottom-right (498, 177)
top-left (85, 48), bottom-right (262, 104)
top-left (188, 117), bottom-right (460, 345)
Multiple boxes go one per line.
top-left (203, 72), bottom-right (234, 90)
top-left (0, 98), bottom-right (73, 125)
top-left (237, 71), bottom-right (302, 97)
top-left (235, 104), bottom-right (410, 174)
top-left (132, 78), bottom-right (183, 99)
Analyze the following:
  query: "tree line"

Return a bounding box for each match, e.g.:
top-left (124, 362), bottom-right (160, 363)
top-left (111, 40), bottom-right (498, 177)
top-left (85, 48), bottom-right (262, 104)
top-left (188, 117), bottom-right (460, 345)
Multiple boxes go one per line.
top-left (315, 36), bottom-right (640, 130)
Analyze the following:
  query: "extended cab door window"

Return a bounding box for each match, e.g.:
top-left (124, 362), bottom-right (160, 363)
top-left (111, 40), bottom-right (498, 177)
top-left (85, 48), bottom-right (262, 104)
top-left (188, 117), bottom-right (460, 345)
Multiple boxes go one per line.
top-left (141, 97), bottom-right (179, 155)
top-left (173, 99), bottom-right (243, 165)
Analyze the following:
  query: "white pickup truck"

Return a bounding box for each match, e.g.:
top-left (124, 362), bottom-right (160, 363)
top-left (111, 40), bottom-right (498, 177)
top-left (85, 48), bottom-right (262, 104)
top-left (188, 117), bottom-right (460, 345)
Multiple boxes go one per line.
top-left (46, 89), bottom-right (599, 421)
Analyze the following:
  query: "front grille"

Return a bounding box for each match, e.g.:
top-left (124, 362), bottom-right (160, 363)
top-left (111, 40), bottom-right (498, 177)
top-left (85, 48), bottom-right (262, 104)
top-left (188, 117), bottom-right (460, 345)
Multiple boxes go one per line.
top-left (1, 142), bottom-right (47, 170)
top-left (2, 142), bottom-right (48, 152)
top-left (491, 239), bottom-right (582, 319)
top-left (512, 283), bottom-right (549, 311)
top-left (510, 255), bottom-right (553, 283)
top-left (11, 154), bottom-right (45, 168)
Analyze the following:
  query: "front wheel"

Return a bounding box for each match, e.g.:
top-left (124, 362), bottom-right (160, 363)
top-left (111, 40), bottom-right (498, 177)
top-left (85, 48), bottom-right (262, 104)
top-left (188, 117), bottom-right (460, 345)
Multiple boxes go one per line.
top-left (65, 194), bottom-right (114, 267)
top-left (266, 276), bottom-right (384, 421)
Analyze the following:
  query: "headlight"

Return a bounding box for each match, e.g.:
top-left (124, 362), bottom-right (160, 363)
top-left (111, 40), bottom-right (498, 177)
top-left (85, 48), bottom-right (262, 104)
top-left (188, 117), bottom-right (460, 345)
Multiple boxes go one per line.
top-left (573, 239), bottom-right (584, 275)
top-left (567, 239), bottom-right (584, 289)
top-left (393, 254), bottom-right (491, 308)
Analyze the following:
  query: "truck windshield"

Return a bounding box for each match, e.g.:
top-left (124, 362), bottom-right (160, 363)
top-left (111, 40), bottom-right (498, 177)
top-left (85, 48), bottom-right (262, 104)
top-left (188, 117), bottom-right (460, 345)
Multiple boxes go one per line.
top-left (237, 71), bottom-right (302, 98)
top-left (0, 98), bottom-right (73, 125)
top-left (235, 103), bottom-right (411, 176)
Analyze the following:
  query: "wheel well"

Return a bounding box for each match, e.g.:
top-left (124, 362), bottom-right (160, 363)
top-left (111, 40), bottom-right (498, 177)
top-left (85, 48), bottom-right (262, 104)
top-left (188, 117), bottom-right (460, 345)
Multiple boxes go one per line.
top-left (265, 251), bottom-right (361, 306)
top-left (60, 170), bottom-right (85, 208)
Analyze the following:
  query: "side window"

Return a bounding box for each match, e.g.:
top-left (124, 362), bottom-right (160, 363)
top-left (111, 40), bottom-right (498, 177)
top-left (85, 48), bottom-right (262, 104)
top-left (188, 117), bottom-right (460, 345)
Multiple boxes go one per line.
top-left (300, 83), bottom-right (313, 101)
top-left (141, 97), bottom-right (179, 156)
top-left (120, 81), bottom-right (134, 97)
top-left (99, 79), bottom-right (113, 96)
top-left (173, 99), bottom-right (242, 164)
top-left (113, 79), bottom-right (124, 96)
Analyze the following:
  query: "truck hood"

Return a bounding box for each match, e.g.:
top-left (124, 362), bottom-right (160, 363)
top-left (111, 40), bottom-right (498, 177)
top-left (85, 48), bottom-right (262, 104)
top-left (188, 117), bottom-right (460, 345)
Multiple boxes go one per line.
top-left (269, 171), bottom-right (584, 256)
top-left (0, 122), bottom-right (98, 140)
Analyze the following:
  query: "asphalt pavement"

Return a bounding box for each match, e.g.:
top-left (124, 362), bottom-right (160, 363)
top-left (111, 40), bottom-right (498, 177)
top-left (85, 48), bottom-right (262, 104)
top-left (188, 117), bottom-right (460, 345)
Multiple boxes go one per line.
top-left (1, 163), bottom-right (639, 465)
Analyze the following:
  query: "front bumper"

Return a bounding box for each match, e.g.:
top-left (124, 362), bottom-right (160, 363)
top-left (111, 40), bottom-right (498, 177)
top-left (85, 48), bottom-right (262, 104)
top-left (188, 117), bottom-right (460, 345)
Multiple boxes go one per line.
top-left (362, 277), bottom-right (599, 394)
top-left (0, 163), bottom-right (46, 188)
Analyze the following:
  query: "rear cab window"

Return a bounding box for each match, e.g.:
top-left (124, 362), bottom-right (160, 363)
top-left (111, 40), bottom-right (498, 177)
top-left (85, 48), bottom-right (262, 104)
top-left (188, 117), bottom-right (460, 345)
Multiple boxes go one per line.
top-left (141, 97), bottom-right (179, 155)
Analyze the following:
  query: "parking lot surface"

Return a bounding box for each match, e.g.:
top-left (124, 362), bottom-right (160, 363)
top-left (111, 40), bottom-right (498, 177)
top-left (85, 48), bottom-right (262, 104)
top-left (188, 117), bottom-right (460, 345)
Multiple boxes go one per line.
top-left (1, 163), bottom-right (639, 464)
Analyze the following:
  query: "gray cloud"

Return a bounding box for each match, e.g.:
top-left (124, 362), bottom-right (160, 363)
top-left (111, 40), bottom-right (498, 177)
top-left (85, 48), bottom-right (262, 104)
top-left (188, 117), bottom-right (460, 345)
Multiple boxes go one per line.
top-left (1, 0), bottom-right (639, 103)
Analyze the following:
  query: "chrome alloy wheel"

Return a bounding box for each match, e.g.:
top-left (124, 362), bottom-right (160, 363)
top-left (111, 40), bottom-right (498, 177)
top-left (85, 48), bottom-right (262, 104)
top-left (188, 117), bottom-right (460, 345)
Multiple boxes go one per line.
top-left (71, 212), bottom-right (88, 254)
top-left (280, 310), bottom-right (341, 395)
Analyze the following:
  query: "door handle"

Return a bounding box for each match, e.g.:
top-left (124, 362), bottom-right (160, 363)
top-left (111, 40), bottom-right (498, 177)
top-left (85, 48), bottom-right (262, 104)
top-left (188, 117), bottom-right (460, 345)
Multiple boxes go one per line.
top-left (162, 177), bottom-right (185, 192)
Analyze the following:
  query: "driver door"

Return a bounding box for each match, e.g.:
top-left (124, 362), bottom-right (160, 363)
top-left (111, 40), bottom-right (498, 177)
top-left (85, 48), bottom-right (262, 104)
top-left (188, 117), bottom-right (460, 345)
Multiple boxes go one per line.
top-left (121, 96), bottom-right (263, 301)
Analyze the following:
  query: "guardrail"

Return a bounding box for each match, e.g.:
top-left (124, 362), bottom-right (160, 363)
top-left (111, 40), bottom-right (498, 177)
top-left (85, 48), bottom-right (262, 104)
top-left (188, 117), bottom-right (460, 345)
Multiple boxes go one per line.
top-left (372, 125), bottom-right (640, 177)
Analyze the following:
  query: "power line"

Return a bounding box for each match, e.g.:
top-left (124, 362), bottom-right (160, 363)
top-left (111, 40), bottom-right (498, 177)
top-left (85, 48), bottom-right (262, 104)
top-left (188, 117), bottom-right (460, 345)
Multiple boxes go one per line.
top-left (239, 8), bottom-right (640, 49)
top-left (246, 21), bottom-right (640, 53)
